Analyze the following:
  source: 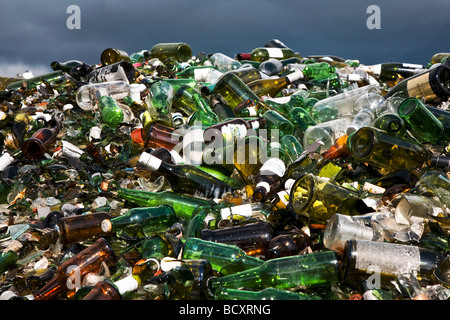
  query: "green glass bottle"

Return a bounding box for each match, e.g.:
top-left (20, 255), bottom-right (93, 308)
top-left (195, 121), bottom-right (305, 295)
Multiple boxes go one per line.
top-left (262, 109), bottom-right (294, 137)
top-left (288, 107), bottom-right (317, 136)
top-left (236, 47), bottom-right (296, 63)
top-left (100, 48), bottom-right (131, 65)
top-left (98, 96), bottom-right (124, 128)
top-left (50, 60), bottom-right (85, 73)
top-left (289, 173), bottom-right (367, 223)
top-left (6, 70), bottom-right (75, 92)
top-left (372, 113), bottom-right (407, 137)
top-left (347, 126), bottom-right (434, 174)
top-left (210, 95), bottom-right (237, 121)
top-left (187, 94), bottom-right (219, 127)
top-left (397, 97), bottom-right (444, 144)
top-left (117, 188), bottom-right (217, 220)
top-left (101, 205), bottom-right (177, 238)
top-left (425, 105), bottom-right (450, 144)
top-left (150, 42), bottom-right (192, 63)
top-left (210, 251), bottom-right (340, 291)
top-left (0, 251), bottom-right (19, 275)
top-left (172, 85), bottom-right (202, 116)
top-left (302, 62), bottom-right (336, 80)
top-left (181, 238), bottom-right (263, 275)
top-left (214, 287), bottom-right (320, 300)
top-left (384, 65), bottom-right (450, 103)
top-left (147, 81), bottom-right (174, 115)
top-left (279, 134), bottom-right (304, 165)
top-left (140, 235), bottom-right (175, 260)
top-left (228, 66), bottom-right (264, 84)
top-left (213, 72), bottom-right (269, 112)
top-left (360, 62), bottom-right (426, 82)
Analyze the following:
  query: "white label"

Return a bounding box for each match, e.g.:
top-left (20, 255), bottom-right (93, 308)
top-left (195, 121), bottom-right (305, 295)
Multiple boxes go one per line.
top-left (114, 275), bottom-right (139, 295)
top-left (222, 124), bottom-right (247, 141)
top-left (246, 106), bottom-right (257, 116)
top-left (286, 70), bottom-right (304, 83)
top-left (138, 153), bottom-right (162, 171)
top-left (265, 48), bottom-right (284, 58)
top-left (194, 68), bottom-right (212, 82)
top-left (403, 63), bottom-right (424, 69)
top-left (230, 203), bottom-right (253, 217)
top-left (260, 158), bottom-right (286, 177)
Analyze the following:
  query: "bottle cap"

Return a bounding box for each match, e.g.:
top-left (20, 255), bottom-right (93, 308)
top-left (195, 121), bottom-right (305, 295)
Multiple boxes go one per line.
top-left (114, 275), bottom-right (139, 295)
top-left (101, 219), bottom-right (112, 233)
top-left (138, 152), bottom-right (162, 171)
top-left (237, 53), bottom-right (251, 60)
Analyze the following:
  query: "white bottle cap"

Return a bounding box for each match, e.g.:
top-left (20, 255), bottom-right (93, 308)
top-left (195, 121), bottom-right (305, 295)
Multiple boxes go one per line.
top-left (101, 219), bottom-right (112, 233)
top-left (114, 275), bottom-right (139, 295)
top-left (138, 152), bottom-right (162, 171)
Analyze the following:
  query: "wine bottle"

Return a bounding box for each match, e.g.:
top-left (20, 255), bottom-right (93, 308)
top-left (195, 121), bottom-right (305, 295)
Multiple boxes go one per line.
top-left (150, 42), bottom-right (192, 63)
top-left (138, 151), bottom-right (237, 199)
top-left (360, 62), bottom-right (426, 82)
top-left (384, 65), bottom-right (450, 103)
top-left (76, 80), bottom-right (130, 111)
top-left (56, 212), bottom-right (112, 245)
top-left (209, 53), bottom-right (242, 72)
top-left (21, 126), bottom-right (59, 161)
top-left (236, 47), bottom-right (296, 63)
top-left (6, 70), bottom-right (76, 92)
top-left (265, 229), bottom-right (311, 259)
top-left (302, 62), bottom-right (336, 80)
top-left (50, 60), bottom-right (85, 73)
top-left (100, 48), bottom-right (131, 65)
top-left (246, 70), bottom-right (304, 98)
top-left (214, 287), bottom-right (320, 300)
top-left (252, 157), bottom-right (287, 202)
top-left (87, 61), bottom-right (135, 84)
top-left (98, 96), bottom-right (125, 128)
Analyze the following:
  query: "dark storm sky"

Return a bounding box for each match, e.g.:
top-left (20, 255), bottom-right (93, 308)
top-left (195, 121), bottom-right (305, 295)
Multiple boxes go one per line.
top-left (1, 0), bottom-right (449, 77)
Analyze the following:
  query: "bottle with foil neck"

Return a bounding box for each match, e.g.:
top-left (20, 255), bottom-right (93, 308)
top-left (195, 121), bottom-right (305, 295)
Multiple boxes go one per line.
top-left (87, 61), bottom-right (135, 84)
top-left (236, 47), bottom-right (296, 63)
top-left (33, 238), bottom-right (116, 300)
top-left (116, 187), bottom-right (217, 220)
top-left (384, 65), bottom-right (450, 103)
top-left (181, 237), bottom-right (264, 276)
top-left (210, 250), bottom-right (340, 291)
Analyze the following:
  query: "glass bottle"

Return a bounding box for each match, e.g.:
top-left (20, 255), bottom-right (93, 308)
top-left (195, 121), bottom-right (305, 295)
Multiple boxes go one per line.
top-left (346, 92), bottom-right (389, 135)
top-left (50, 60), bottom-right (85, 73)
top-left (252, 157), bottom-right (287, 202)
top-left (81, 281), bottom-right (122, 300)
top-left (303, 118), bottom-right (351, 153)
top-left (116, 187), bottom-right (217, 220)
top-left (384, 65), bottom-right (450, 103)
top-left (288, 106), bottom-right (317, 136)
top-left (302, 62), bottom-right (336, 80)
top-left (172, 85), bottom-right (202, 116)
top-left (98, 96), bottom-right (125, 128)
top-left (213, 72), bottom-right (269, 112)
top-left (342, 240), bottom-right (447, 286)
top-left (397, 97), bottom-right (444, 144)
top-left (289, 173), bottom-right (368, 223)
top-left (140, 235), bottom-right (175, 260)
top-left (144, 124), bottom-right (179, 151)
top-left (0, 251), bottom-right (19, 275)
top-left (220, 286), bottom-right (321, 300)
top-left (228, 66), bottom-right (264, 84)
top-left (233, 135), bottom-right (267, 184)
top-left (246, 70), bottom-right (303, 98)
top-left (187, 94), bottom-right (219, 127)
top-left (100, 48), bottom-right (131, 65)
top-left (87, 61), bottom-right (135, 83)
top-left (175, 65), bottom-right (223, 83)
top-left (181, 237), bottom-right (263, 275)
top-left (258, 57), bottom-right (301, 77)
top-left (265, 229), bottom-right (311, 259)
top-left (147, 81), bottom-right (174, 116)
top-left (264, 39), bottom-right (290, 48)
top-left (76, 80), bottom-right (130, 111)
top-left (33, 238), bottom-right (117, 300)
top-left (200, 221), bottom-right (275, 257)
top-left (5, 70), bottom-right (76, 92)
top-left (101, 205), bottom-right (177, 238)
top-left (138, 151), bottom-right (237, 199)
top-left (360, 62), bottom-right (426, 82)
top-left (56, 212), bottom-right (112, 245)
top-left (210, 250), bottom-right (340, 291)
top-left (425, 105), bottom-right (450, 144)
top-left (236, 47), bottom-right (296, 63)
top-left (209, 53), bottom-right (242, 72)
top-left (347, 126), bottom-right (437, 174)
top-left (149, 42), bottom-right (192, 63)
top-left (210, 95), bottom-right (237, 121)
top-left (21, 126), bottom-right (59, 161)
top-left (262, 109), bottom-right (294, 137)
top-left (372, 113), bottom-right (407, 137)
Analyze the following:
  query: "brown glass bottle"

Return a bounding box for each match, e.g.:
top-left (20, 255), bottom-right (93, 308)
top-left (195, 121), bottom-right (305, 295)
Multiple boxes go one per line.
top-left (265, 229), bottom-right (311, 259)
top-left (22, 127), bottom-right (59, 161)
top-left (200, 221), bottom-right (275, 256)
top-left (34, 238), bottom-right (116, 300)
top-left (56, 212), bottom-right (113, 245)
top-left (81, 281), bottom-right (122, 300)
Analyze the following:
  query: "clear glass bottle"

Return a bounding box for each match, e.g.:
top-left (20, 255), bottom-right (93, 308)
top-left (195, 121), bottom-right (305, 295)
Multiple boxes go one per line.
top-left (209, 53), bottom-right (242, 72)
top-left (214, 287), bottom-right (320, 300)
top-left (76, 80), bottom-right (130, 111)
top-left (303, 118), bottom-right (351, 153)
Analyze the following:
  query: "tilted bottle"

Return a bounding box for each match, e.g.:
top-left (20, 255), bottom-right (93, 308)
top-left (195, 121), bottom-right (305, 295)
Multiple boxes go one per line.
top-left (209, 53), bottom-right (242, 72)
top-left (100, 48), bottom-right (131, 65)
top-left (76, 80), bottom-right (130, 111)
top-left (342, 240), bottom-right (447, 287)
top-left (98, 96), bottom-right (125, 128)
top-left (143, 124), bottom-right (179, 151)
top-left (252, 157), bottom-right (287, 202)
top-left (384, 65), bottom-right (450, 103)
top-left (360, 62), bottom-right (426, 82)
top-left (140, 235), bottom-right (176, 260)
top-left (303, 118), bottom-right (351, 153)
top-left (210, 250), bottom-right (340, 291)
top-left (149, 42), bottom-right (192, 63)
top-left (138, 151), bottom-right (237, 199)
top-left (258, 57), bottom-right (302, 76)
top-left (50, 60), bottom-right (86, 73)
top-left (5, 70), bottom-right (76, 92)
top-left (21, 125), bottom-right (59, 161)
top-left (424, 105), bottom-right (450, 144)
top-left (262, 109), bottom-right (295, 137)
top-left (0, 251), bottom-right (19, 275)
top-left (289, 173), bottom-right (369, 223)
top-left (187, 94), bottom-right (219, 127)
top-left (181, 237), bottom-right (263, 275)
top-left (302, 62), bottom-right (336, 80)
top-left (87, 61), bottom-right (135, 83)
top-left (200, 221), bottom-right (275, 257)
top-left (210, 95), bottom-right (237, 121)
top-left (34, 238), bottom-right (116, 300)
top-left (246, 70), bottom-right (304, 98)
top-left (397, 97), bottom-right (444, 144)
top-left (56, 212), bottom-right (112, 245)
top-left (347, 126), bottom-right (449, 174)
top-left (101, 205), bottom-right (177, 238)
top-left (236, 47), bottom-right (296, 63)
top-left (372, 113), bottom-right (407, 137)
top-left (116, 187), bottom-right (217, 220)
top-left (214, 287), bottom-right (321, 300)
top-left (81, 281), bottom-right (122, 300)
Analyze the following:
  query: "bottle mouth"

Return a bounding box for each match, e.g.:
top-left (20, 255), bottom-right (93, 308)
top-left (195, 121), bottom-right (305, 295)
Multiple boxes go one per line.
top-left (22, 138), bottom-right (44, 160)
top-left (433, 256), bottom-right (450, 287)
top-left (349, 127), bottom-right (375, 159)
top-left (398, 97), bottom-right (420, 116)
top-left (289, 173), bottom-right (315, 215)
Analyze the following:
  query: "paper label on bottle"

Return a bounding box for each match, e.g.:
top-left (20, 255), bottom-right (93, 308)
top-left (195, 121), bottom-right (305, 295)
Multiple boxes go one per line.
top-left (230, 203), bottom-right (253, 217)
top-left (246, 106), bottom-right (258, 116)
top-left (265, 48), bottom-right (284, 58)
top-left (222, 124), bottom-right (247, 141)
top-left (260, 158), bottom-right (286, 177)
top-left (406, 73), bottom-right (435, 100)
top-left (286, 71), bottom-right (304, 83)
top-left (269, 96), bottom-right (291, 104)
top-left (403, 63), bottom-right (424, 69)
top-left (138, 153), bottom-right (162, 171)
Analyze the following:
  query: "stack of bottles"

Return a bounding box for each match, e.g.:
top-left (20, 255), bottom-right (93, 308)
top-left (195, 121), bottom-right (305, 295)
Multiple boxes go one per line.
top-left (0, 40), bottom-right (448, 301)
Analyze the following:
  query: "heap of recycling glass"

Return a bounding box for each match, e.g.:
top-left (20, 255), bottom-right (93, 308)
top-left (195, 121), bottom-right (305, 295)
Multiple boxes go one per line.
top-left (0, 40), bottom-right (449, 301)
